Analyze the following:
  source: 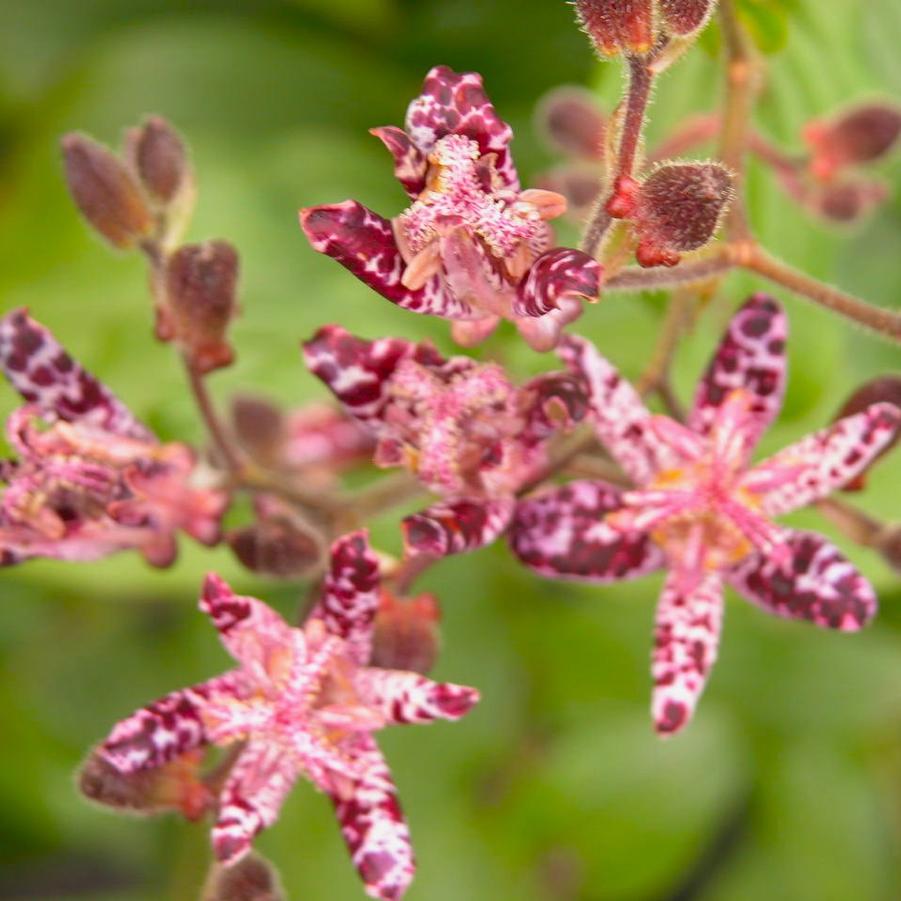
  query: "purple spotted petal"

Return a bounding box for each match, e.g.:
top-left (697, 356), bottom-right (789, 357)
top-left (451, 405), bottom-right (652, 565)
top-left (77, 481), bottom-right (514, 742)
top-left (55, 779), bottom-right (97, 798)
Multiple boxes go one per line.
top-left (509, 480), bottom-right (665, 582)
top-left (355, 669), bottom-right (480, 725)
top-left (311, 530), bottom-right (381, 665)
top-left (303, 324), bottom-right (442, 426)
top-left (727, 530), bottom-right (877, 630)
top-left (513, 248), bottom-right (601, 318)
top-left (652, 569), bottom-right (724, 736)
top-left (0, 309), bottom-right (152, 441)
top-left (689, 294), bottom-right (787, 453)
top-left (369, 126), bottom-right (428, 198)
top-left (402, 497), bottom-right (515, 558)
top-left (519, 371), bottom-right (590, 445)
top-left (405, 65), bottom-right (518, 191)
top-left (300, 201), bottom-right (478, 320)
top-left (330, 735), bottom-right (414, 901)
top-left (212, 740), bottom-right (299, 865)
top-left (558, 336), bottom-right (678, 485)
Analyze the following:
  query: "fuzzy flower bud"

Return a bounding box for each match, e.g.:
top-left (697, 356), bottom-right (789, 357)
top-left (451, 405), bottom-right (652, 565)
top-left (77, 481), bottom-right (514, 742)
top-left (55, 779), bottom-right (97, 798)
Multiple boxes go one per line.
top-left (371, 590), bottom-right (441, 675)
top-left (165, 240), bottom-right (239, 373)
top-left (536, 87), bottom-right (606, 161)
top-left (125, 116), bottom-right (192, 205)
top-left (61, 133), bottom-right (154, 249)
top-left (227, 516), bottom-right (323, 579)
top-left (658, 0), bottom-right (717, 37)
top-left (574, 0), bottom-right (654, 57)
top-left (202, 854), bottom-right (285, 901)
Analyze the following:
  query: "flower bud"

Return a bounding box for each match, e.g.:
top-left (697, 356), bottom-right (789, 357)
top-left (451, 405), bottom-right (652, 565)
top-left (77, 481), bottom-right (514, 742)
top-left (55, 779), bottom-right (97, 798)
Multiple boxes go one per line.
top-left (371, 590), bottom-right (441, 675)
top-left (231, 395), bottom-right (286, 466)
top-left (805, 103), bottom-right (901, 180)
top-left (227, 517), bottom-right (323, 579)
top-left (574, 0), bottom-right (654, 57)
top-left (629, 162), bottom-right (733, 267)
top-left (61, 133), bottom-right (154, 248)
top-left (78, 748), bottom-right (211, 819)
top-left (536, 87), bottom-right (606, 160)
top-left (833, 376), bottom-right (901, 490)
top-left (811, 179), bottom-right (888, 223)
top-left (125, 116), bottom-right (191, 204)
top-left (165, 240), bottom-right (239, 373)
top-left (658, 0), bottom-right (717, 37)
top-left (202, 854), bottom-right (285, 901)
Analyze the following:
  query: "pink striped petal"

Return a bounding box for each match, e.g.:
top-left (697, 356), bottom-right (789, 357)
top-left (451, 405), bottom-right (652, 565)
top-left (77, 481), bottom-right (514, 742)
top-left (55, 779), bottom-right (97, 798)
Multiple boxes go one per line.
top-left (200, 573), bottom-right (294, 678)
top-left (689, 294), bottom-right (787, 453)
top-left (405, 65), bottom-right (518, 191)
top-left (558, 336), bottom-right (677, 484)
top-left (509, 480), bottom-right (665, 581)
top-left (212, 741), bottom-right (298, 865)
top-left (651, 569), bottom-right (724, 736)
top-left (0, 309), bottom-right (151, 440)
top-left (749, 402), bottom-right (900, 517)
top-left (330, 736), bottom-right (414, 901)
top-left (727, 530), bottom-right (877, 630)
top-left (355, 669), bottom-right (480, 725)
top-left (402, 497), bottom-right (515, 558)
top-left (300, 201), bottom-right (477, 320)
top-left (513, 248), bottom-right (601, 317)
top-left (311, 531), bottom-right (381, 664)
top-left (99, 672), bottom-right (243, 774)
top-left (369, 126), bottom-right (427, 198)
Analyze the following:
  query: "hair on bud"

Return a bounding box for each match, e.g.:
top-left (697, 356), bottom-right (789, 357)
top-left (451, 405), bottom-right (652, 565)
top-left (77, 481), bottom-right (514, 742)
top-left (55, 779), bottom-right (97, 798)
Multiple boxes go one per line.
top-left (805, 103), bottom-right (901, 180)
top-left (202, 853), bottom-right (285, 901)
top-left (658, 0), bottom-right (717, 37)
top-left (165, 240), bottom-right (240, 373)
top-left (573, 0), bottom-right (654, 57)
top-left (61, 133), bottom-right (154, 248)
top-left (125, 116), bottom-right (192, 205)
top-left (227, 517), bottom-right (324, 579)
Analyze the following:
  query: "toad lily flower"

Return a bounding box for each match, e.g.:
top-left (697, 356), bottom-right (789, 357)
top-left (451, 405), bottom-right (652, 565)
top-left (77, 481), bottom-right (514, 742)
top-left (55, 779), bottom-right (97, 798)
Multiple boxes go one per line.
top-left (303, 324), bottom-right (588, 559)
top-left (89, 532), bottom-right (479, 901)
top-left (300, 65), bottom-right (601, 352)
top-left (510, 294), bottom-right (900, 736)
top-left (0, 309), bottom-right (226, 566)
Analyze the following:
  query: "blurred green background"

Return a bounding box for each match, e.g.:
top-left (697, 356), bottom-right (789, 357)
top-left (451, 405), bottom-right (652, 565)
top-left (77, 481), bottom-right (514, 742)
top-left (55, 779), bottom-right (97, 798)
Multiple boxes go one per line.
top-left (0, 0), bottom-right (900, 898)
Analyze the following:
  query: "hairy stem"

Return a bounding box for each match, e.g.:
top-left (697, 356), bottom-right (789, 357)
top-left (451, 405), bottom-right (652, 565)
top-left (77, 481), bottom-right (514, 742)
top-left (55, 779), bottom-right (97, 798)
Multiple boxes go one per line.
top-left (184, 359), bottom-right (244, 473)
top-left (605, 250), bottom-right (734, 291)
top-left (637, 290), bottom-right (696, 407)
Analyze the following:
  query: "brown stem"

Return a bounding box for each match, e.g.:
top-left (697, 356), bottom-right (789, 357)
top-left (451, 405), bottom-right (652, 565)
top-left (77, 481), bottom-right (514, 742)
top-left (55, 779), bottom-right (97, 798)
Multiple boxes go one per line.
top-left (518, 425), bottom-right (599, 495)
top-left (605, 250), bottom-right (734, 292)
top-left (390, 551), bottom-right (440, 595)
top-left (184, 358), bottom-right (244, 473)
top-left (814, 498), bottom-right (882, 546)
top-left (561, 453), bottom-right (630, 487)
top-left (741, 245), bottom-right (901, 342)
top-left (338, 471), bottom-right (429, 521)
top-left (649, 113), bottom-right (721, 162)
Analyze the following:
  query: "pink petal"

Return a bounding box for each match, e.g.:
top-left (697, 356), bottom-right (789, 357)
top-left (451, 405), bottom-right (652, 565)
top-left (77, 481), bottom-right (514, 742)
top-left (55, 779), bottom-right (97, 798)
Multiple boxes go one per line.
top-left (212, 740), bottom-right (298, 865)
top-left (0, 309), bottom-right (152, 440)
top-left (355, 668), bottom-right (480, 724)
top-left (727, 530), bottom-right (877, 630)
top-left (510, 480), bottom-right (665, 581)
top-left (99, 673), bottom-right (243, 774)
top-left (512, 248), bottom-right (601, 318)
top-left (651, 569), bottom-right (724, 737)
top-left (199, 573), bottom-right (295, 678)
top-left (369, 126), bottom-right (428, 198)
top-left (558, 336), bottom-right (677, 484)
top-left (749, 402), bottom-right (901, 517)
top-left (303, 324), bottom-right (437, 426)
top-left (405, 65), bottom-right (518, 191)
top-left (688, 294), bottom-right (787, 453)
top-left (299, 201), bottom-right (477, 320)
top-left (519, 371), bottom-right (590, 444)
top-left (311, 530), bottom-right (381, 665)
top-left (402, 497), bottom-right (515, 558)
top-left (330, 735), bottom-right (414, 901)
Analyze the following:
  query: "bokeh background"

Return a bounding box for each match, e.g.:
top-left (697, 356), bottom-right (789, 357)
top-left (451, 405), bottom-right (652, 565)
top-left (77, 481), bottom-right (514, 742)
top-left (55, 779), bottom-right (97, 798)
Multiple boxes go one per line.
top-left (1, 0), bottom-right (900, 898)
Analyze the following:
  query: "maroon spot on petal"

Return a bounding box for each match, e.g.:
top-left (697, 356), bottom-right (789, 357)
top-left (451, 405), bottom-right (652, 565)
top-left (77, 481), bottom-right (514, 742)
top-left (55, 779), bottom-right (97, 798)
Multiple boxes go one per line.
top-left (656, 701), bottom-right (687, 734)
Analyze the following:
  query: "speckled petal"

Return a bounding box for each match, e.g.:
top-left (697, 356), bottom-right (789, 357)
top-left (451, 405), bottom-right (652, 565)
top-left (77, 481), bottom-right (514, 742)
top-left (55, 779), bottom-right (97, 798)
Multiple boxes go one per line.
top-left (509, 480), bottom-right (665, 581)
top-left (303, 324), bottom-right (442, 426)
top-left (513, 248), bottom-right (601, 318)
top-left (212, 741), bottom-right (298, 865)
top-left (558, 336), bottom-right (677, 484)
top-left (402, 497), bottom-right (515, 558)
top-left (747, 402), bottom-right (901, 517)
top-left (519, 371), bottom-right (590, 444)
top-left (330, 735), bottom-right (414, 901)
top-left (651, 569), bottom-right (723, 737)
top-left (0, 309), bottom-right (152, 440)
top-left (311, 530), bottom-right (381, 665)
top-left (369, 126), bottom-right (428, 198)
top-left (200, 573), bottom-right (295, 680)
top-left (99, 672), bottom-right (243, 774)
top-left (355, 668), bottom-right (480, 725)
top-left (300, 201), bottom-right (478, 320)
top-left (689, 294), bottom-right (787, 453)
top-left (728, 530), bottom-right (877, 630)
top-left (405, 65), bottom-right (518, 191)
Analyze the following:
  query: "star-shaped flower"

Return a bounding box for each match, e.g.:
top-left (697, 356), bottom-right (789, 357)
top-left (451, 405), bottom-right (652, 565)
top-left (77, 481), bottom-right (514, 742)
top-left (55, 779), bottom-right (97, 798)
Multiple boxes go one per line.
top-left (509, 294), bottom-right (900, 735)
top-left (0, 309), bottom-right (226, 566)
top-left (303, 324), bottom-right (587, 559)
top-left (300, 65), bottom-right (601, 352)
top-left (89, 531), bottom-right (479, 900)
